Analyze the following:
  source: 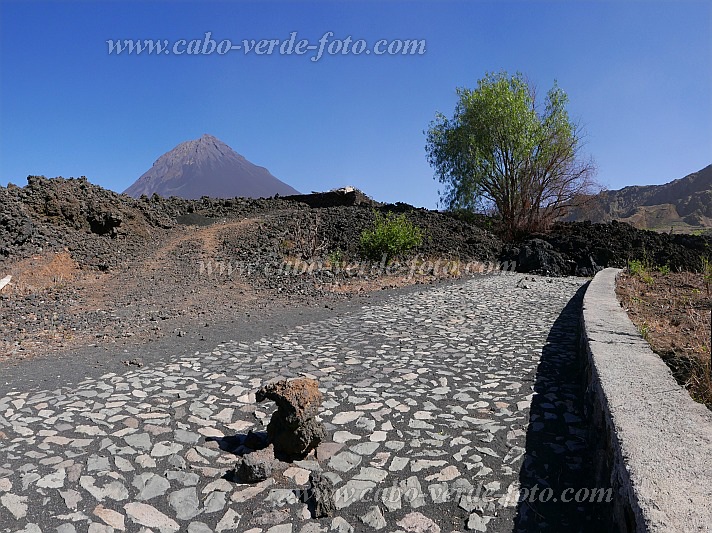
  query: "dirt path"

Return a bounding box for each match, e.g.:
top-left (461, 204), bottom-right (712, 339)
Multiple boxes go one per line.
top-left (1, 212), bottom-right (474, 361)
top-left (0, 220), bottom-right (264, 360)
top-left (139, 217), bottom-right (255, 271)
top-left (78, 218), bottom-right (258, 310)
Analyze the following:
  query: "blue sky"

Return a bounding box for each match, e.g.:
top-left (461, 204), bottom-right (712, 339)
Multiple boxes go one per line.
top-left (1, 1), bottom-right (710, 209)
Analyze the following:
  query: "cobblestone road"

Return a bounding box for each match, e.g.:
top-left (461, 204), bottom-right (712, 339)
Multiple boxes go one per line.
top-left (0, 274), bottom-right (609, 532)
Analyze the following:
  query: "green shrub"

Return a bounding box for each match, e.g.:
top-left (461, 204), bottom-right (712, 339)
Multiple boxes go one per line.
top-left (328, 249), bottom-right (345, 265)
top-left (639, 322), bottom-right (651, 341)
top-left (360, 211), bottom-right (423, 261)
top-left (628, 259), bottom-right (653, 284)
top-left (628, 259), bottom-right (645, 277)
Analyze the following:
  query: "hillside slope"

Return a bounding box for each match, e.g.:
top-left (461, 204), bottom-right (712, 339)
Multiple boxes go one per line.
top-left (2, 176), bottom-right (711, 361)
top-left (124, 134), bottom-right (300, 199)
top-left (566, 164), bottom-right (712, 232)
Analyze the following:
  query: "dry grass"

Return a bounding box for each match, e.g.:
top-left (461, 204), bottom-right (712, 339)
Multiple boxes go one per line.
top-left (3, 251), bottom-right (80, 295)
top-left (283, 214), bottom-right (328, 260)
top-left (617, 269), bottom-right (712, 407)
top-left (0, 251), bottom-right (85, 358)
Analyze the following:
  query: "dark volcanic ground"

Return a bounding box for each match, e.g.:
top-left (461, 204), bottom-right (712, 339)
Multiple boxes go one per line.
top-left (1, 176), bottom-right (710, 360)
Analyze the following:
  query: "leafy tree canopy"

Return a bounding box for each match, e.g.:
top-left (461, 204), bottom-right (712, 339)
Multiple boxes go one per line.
top-left (426, 71), bottom-right (596, 239)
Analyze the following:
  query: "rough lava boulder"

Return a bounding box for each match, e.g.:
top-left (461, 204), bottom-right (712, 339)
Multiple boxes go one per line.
top-left (256, 378), bottom-right (327, 460)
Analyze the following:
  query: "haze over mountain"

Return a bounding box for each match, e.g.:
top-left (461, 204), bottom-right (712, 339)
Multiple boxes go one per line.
top-left (124, 134), bottom-right (299, 199)
top-left (565, 164), bottom-right (712, 233)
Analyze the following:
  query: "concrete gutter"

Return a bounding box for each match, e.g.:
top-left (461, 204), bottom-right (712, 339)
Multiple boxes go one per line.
top-left (582, 267), bottom-right (712, 532)
top-left (0, 275), bottom-right (11, 292)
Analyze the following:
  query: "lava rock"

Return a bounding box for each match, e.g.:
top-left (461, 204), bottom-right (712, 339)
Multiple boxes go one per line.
top-left (515, 238), bottom-right (570, 277)
top-left (234, 444), bottom-right (281, 482)
top-left (574, 254), bottom-right (602, 277)
top-left (256, 378), bottom-right (326, 460)
top-left (307, 471), bottom-right (335, 518)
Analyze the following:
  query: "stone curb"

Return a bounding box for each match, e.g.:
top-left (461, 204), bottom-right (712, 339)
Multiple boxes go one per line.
top-left (582, 267), bottom-right (712, 532)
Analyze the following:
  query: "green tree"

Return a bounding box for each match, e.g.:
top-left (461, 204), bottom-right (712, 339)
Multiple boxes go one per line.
top-left (425, 71), bottom-right (597, 239)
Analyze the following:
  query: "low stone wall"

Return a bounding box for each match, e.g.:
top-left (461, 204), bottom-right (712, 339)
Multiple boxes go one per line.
top-left (581, 268), bottom-right (712, 532)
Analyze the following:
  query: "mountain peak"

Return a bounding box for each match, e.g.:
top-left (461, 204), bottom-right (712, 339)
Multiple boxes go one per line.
top-left (123, 135), bottom-right (300, 199)
top-left (195, 134), bottom-right (223, 149)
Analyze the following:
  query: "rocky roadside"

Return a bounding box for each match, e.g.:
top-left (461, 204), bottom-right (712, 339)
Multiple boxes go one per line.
top-left (2, 176), bottom-right (711, 362)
